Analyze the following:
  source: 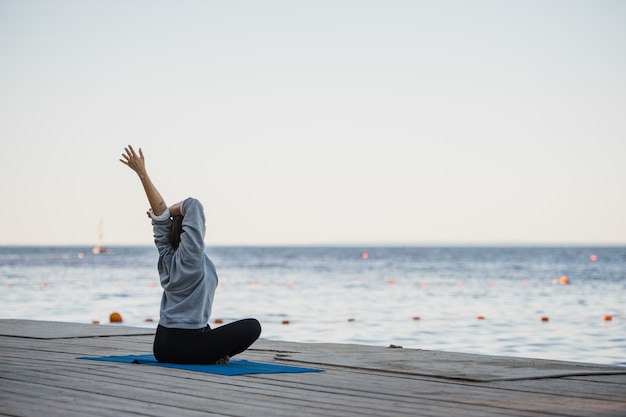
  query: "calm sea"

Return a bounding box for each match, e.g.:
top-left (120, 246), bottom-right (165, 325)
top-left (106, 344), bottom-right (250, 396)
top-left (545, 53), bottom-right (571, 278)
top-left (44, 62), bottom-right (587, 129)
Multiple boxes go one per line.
top-left (1, 246), bottom-right (624, 366)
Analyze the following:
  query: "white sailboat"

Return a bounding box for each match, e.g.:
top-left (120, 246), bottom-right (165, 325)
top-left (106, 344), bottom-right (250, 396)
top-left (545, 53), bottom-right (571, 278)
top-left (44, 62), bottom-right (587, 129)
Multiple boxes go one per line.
top-left (92, 219), bottom-right (110, 255)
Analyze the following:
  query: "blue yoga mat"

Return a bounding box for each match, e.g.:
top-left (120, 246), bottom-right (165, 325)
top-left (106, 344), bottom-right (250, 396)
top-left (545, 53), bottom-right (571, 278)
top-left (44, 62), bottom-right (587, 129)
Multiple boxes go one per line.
top-left (78, 354), bottom-right (323, 376)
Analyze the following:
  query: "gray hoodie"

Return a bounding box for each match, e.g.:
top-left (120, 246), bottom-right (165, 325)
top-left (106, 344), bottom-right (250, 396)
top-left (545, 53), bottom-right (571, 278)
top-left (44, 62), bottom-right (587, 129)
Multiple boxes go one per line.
top-left (151, 197), bottom-right (218, 329)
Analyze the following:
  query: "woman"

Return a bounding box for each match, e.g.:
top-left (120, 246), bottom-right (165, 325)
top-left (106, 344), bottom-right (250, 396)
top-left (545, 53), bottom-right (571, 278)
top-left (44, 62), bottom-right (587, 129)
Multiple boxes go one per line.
top-left (120, 145), bottom-right (261, 364)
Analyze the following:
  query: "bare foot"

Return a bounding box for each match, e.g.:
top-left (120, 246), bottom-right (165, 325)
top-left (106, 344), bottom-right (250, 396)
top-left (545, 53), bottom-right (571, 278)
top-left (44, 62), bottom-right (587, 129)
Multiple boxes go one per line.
top-left (215, 355), bottom-right (230, 365)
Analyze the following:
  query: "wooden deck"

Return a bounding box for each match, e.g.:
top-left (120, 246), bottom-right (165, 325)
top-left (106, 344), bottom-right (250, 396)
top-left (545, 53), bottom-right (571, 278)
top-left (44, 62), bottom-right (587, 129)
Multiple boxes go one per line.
top-left (1, 319), bottom-right (625, 416)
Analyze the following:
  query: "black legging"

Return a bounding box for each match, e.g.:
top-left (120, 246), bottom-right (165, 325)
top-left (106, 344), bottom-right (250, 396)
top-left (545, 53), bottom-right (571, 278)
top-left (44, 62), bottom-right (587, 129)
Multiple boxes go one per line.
top-left (153, 318), bottom-right (262, 364)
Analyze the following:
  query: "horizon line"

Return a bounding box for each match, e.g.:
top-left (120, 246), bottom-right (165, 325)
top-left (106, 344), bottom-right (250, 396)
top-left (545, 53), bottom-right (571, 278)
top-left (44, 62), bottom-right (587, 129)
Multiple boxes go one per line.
top-left (1, 242), bottom-right (625, 248)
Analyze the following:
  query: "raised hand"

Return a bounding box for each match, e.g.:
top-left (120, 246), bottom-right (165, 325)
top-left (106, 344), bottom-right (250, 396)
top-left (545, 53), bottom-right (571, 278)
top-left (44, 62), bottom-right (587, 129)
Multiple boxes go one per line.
top-left (119, 145), bottom-right (147, 178)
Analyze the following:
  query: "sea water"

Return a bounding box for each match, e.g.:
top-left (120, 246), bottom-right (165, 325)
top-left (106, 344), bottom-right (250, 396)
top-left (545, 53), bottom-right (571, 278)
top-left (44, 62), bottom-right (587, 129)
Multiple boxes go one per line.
top-left (1, 246), bottom-right (624, 366)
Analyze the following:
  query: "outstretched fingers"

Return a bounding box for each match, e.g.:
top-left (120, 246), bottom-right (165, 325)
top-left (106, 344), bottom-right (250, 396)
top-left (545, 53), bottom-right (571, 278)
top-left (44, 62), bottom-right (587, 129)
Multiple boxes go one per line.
top-left (120, 145), bottom-right (144, 168)
top-left (120, 146), bottom-right (132, 164)
top-left (127, 145), bottom-right (143, 160)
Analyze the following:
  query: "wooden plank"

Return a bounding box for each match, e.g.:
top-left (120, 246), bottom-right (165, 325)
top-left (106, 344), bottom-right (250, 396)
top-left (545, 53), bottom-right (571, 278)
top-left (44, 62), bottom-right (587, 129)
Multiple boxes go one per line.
top-left (0, 342), bottom-right (527, 417)
top-left (0, 378), bottom-right (229, 417)
top-left (2, 347), bottom-right (417, 417)
top-left (6, 334), bottom-right (624, 407)
top-left (274, 342), bottom-right (626, 382)
top-left (251, 368), bottom-right (626, 417)
top-left (0, 319), bottom-right (153, 339)
top-left (2, 393), bottom-right (118, 417)
top-left (0, 343), bottom-right (613, 417)
top-left (567, 374), bottom-right (626, 385)
top-left (1, 355), bottom-right (481, 417)
top-left (2, 320), bottom-right (626, 417)
top-left (489, 375), bottom-right (626, 402)
top-left (0, 365), bottom-right (333, 417)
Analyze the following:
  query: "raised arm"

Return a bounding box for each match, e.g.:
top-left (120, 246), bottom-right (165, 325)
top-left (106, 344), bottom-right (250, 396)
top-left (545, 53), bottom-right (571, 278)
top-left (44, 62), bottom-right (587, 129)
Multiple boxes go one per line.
top-left (120, 145), bottom-right (167, 217)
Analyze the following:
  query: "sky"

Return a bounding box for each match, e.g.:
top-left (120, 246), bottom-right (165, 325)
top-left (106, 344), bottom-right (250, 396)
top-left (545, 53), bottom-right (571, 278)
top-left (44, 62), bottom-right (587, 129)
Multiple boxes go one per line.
top-left (1, 0), bottom-right (625, 246)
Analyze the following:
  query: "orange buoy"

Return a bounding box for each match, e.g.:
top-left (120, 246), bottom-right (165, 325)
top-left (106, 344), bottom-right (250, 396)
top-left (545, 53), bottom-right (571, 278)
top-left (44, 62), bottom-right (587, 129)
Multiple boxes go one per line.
top-left (590, 254), bottom-right (597, 262)
top-left (214, 318), bottom-right (223, 324)
top-left (361, 252), bottom-right (369, 259)
top-left (476, 315), bottom-right (485, 320)
top-left (109, 312), bottom-right (123, 323)
top-left (541, 316), bottom-right (549, 322)
top-left (281, 320), bottom-right (290, 325)
top-left (251, 280), bottom-right (259, 285)
top-left (387, 279), bottom-right (395, 285)
top-left (604, 315), bottom-right (613, 321)
top-left (559, 276), bottom-right (570, 285)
